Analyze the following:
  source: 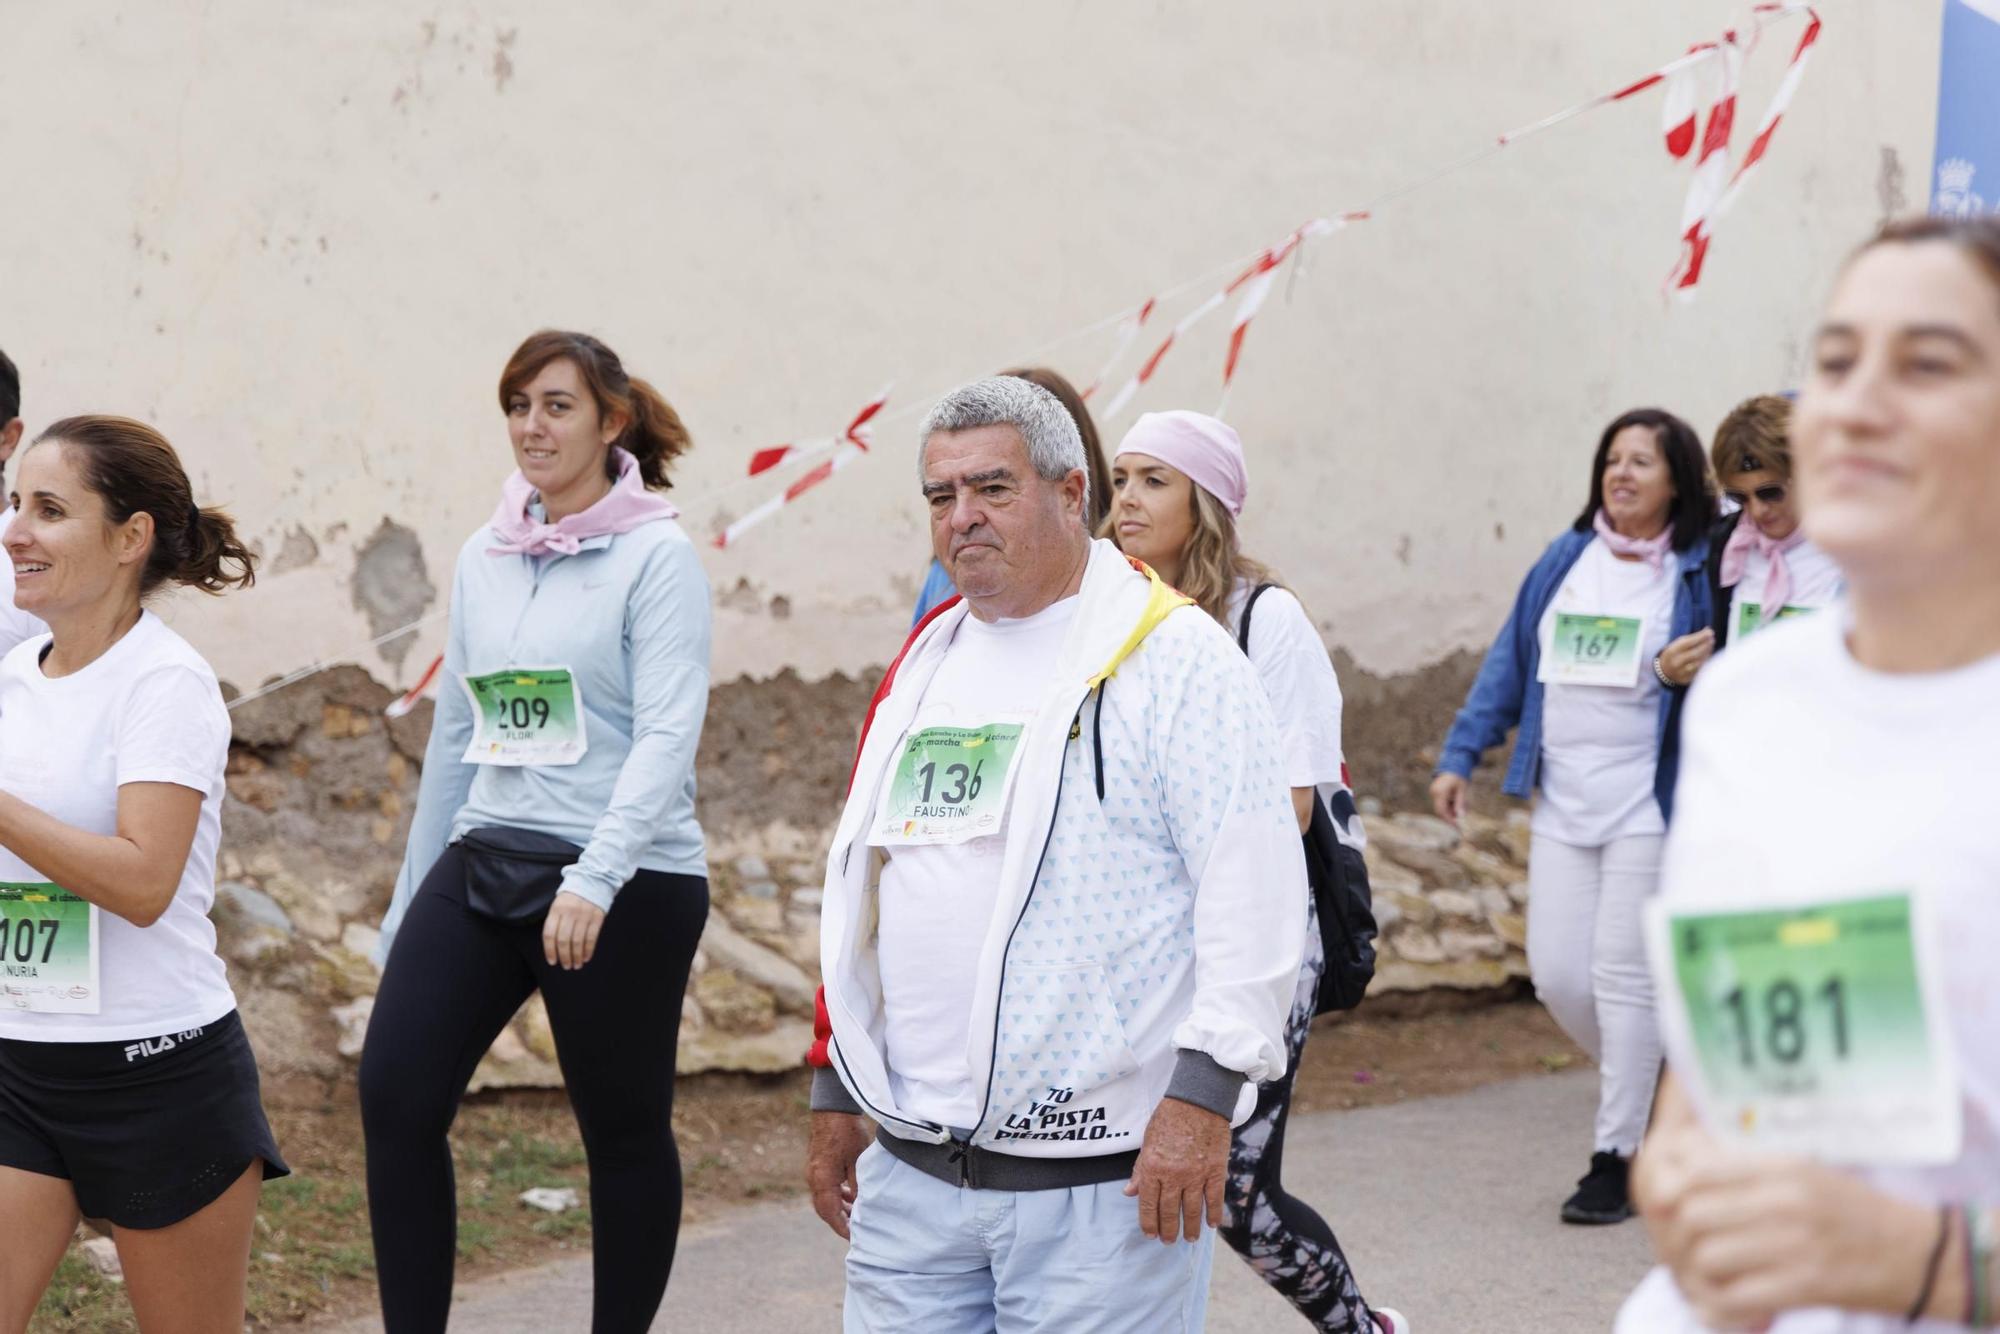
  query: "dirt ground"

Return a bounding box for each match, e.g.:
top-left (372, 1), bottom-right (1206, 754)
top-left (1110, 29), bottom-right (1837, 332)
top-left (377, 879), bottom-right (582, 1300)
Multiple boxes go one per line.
top-left (31, 999), bottom-right (1577, 1331)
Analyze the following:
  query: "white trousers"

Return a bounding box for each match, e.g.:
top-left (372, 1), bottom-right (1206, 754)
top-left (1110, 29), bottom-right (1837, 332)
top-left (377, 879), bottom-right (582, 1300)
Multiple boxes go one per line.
top-left (1526, 831), bottom-right (1664, 1157)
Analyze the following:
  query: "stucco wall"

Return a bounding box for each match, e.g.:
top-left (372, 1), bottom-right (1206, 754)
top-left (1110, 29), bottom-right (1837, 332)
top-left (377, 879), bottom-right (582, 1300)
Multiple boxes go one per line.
top-left (3, 1), bottom-right (1940, 692)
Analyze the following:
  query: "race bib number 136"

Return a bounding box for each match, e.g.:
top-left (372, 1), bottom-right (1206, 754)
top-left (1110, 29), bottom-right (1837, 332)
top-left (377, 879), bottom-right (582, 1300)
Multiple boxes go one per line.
top-left (872, 720), bottom-right (1028, 847)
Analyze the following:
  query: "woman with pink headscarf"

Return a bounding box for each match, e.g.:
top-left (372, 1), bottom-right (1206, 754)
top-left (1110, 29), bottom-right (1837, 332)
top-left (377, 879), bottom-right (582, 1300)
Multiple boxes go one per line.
top-left (1106, 410), bottom-right (1407, 1334)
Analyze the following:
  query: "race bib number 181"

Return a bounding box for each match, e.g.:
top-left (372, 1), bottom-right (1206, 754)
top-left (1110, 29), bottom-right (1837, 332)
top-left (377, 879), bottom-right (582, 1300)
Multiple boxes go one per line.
top-left (1647, 891), bottom-right (1961, 1165)
top-left (0, 883), bottom-right (100, 1015)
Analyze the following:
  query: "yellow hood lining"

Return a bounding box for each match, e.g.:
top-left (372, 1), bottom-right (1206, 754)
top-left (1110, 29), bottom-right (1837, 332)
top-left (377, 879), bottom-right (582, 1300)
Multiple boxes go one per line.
top-left (1086, 560), bottom-right (1195, 689)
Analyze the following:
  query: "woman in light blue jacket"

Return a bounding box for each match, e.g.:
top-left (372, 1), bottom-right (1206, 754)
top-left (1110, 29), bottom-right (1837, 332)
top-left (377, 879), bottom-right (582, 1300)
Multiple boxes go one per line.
top-left (360, 331), bottom-right (711, 1334)
top-left (1431, 408), bottom-right (1715, 1229)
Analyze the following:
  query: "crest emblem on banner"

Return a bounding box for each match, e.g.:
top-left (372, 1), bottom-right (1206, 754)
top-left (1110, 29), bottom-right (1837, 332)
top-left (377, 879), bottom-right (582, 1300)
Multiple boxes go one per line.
top-left (1935, 158), bottom-right (1988, 217)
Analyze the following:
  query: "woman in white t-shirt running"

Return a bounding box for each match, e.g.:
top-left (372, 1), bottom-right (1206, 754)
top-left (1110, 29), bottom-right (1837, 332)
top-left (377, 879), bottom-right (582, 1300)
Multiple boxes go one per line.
top-left (1619, 214), bottom-right (2000, 1332)
top-left (1104, 409), bottom-right (1407, 1334)
top-left (0, 416), bottom-right (285, 1334)
top-left (1431, 408), bottom-right (1719, 1226)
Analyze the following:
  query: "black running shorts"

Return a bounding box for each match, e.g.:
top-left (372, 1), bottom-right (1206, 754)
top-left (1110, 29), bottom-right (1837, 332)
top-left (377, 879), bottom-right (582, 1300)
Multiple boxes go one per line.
top-left (0, 1009), bottom-right (289, 1228)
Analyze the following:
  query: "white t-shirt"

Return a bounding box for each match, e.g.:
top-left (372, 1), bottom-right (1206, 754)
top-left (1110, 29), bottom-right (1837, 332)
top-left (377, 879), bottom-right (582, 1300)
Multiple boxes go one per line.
top-left (1620, 609), bottom-right (2000, 1334)
top-left (0, 509), bottom-right (48, 659)
top-left (870, 596), bottom-right (1077, 1128)
top-left (1726, 536), bottom-right (1844, 639)
top-left (1225, 579), bottom-right (1364, 850)
top-left (1534, 538), bottom-right (1675, 847)
top-left (0, 612), bottom-right (237, 1041)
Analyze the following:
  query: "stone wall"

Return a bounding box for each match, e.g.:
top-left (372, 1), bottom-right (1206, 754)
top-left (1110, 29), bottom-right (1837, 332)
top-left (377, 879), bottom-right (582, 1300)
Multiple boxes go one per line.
top-left (214, 664), bottom-right (1528, 1088)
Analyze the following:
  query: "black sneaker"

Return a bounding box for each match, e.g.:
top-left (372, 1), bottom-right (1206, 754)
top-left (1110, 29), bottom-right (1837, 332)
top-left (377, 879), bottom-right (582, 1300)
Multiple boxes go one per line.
top-left (1560, 1151), bottom-right (1632, 1225)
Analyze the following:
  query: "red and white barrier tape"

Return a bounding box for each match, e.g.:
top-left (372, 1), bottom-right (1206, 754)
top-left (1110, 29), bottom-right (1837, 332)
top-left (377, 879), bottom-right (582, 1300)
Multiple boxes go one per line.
top-left (1488, 2), bottom-right (1819, 295)
top-left (385, 652), bottom-right (445, 719)
top-left (745, 386), bottom-right (892, 479)
top-left (1080, 299), bottom-right (1156, 401)
top-left (1677, 6), bottom-right (1824, 293)
top-left (1667, 33), bottom-right (1746, 293)
top-left (715, 386), bottom-right (893, 549)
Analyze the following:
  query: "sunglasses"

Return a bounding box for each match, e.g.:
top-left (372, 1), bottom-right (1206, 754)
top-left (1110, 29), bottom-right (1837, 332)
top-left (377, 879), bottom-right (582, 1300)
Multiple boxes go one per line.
top-left (1724, 484), bottom-right (1788, 507)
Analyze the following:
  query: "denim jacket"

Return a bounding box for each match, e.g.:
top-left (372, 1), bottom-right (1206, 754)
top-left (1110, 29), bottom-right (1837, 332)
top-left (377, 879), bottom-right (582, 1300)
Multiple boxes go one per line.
top-left (1437, 528), bottom-right (1712, 824)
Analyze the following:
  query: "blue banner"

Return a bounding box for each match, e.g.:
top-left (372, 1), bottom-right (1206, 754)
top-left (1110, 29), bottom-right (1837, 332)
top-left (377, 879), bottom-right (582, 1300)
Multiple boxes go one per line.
top-left (1933, 0), bottom-right (2000, 216)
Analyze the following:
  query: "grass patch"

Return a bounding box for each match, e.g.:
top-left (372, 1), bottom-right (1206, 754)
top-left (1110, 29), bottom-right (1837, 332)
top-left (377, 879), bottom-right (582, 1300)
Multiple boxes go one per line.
top-left (26, 1096), bottom-right (605, 1331)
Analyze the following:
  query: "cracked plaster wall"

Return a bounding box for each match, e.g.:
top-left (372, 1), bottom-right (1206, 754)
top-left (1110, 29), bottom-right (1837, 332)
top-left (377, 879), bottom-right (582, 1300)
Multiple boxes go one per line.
top-left (0, 2), bottom-right (1943, 698)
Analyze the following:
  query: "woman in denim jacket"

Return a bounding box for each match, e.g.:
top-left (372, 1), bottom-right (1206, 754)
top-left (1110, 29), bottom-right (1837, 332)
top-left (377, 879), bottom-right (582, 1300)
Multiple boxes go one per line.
top-left (1430, 408), bottom-right (1715, 1227)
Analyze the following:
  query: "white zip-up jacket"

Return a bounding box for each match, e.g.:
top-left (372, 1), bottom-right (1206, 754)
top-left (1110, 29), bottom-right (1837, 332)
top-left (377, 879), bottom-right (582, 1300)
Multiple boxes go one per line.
top-left (816, 540), bottom-right (1308, 1156)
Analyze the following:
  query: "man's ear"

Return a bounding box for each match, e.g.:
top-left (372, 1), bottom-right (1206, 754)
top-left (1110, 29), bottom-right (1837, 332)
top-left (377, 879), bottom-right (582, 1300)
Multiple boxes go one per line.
top-left (0, 419), bottom-right (22, 466)
top-left (1063, 468), bottom-right (1088, 523)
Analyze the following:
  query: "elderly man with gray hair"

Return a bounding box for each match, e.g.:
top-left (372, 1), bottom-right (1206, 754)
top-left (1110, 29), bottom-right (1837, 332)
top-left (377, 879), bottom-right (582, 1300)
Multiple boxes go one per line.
top-left (805, 375), bottom-right (1309, 1332)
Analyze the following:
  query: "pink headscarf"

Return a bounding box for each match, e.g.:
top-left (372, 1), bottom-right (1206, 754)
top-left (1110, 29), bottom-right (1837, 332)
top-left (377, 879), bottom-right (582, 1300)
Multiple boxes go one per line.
top-left (1591, 510), bottom-right (1672, 572)
top-left (1112, 411), bottom-right (1248, 517)
top-left (487, 448), bottom-right (678, 557)
top-left (1719, 517), bottom-right (1806, 622)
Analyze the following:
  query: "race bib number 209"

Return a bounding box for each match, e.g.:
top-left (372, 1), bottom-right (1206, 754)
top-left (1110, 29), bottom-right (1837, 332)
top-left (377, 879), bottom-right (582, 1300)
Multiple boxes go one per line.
top-left (459, 667), bottom-right (588, 767)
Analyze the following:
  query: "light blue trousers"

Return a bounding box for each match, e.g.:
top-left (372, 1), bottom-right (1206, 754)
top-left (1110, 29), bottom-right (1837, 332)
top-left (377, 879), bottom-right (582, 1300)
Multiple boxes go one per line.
top-left (844, 1143), bottom-right (1217, 1333)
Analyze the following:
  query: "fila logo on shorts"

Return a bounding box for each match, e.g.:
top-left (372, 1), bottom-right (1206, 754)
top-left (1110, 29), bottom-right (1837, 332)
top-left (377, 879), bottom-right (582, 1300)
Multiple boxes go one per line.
top-left (123, 1027), bottom-right (206, 1063)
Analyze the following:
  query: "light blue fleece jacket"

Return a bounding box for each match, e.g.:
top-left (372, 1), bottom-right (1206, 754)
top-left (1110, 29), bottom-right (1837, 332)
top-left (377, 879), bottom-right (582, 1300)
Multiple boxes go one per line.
top-left (375, 515), bottom-right (710, 962)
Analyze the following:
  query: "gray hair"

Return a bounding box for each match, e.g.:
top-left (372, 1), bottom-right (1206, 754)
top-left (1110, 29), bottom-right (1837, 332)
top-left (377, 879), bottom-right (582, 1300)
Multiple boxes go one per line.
top-left (918, 376), bottom-right (1089, 513)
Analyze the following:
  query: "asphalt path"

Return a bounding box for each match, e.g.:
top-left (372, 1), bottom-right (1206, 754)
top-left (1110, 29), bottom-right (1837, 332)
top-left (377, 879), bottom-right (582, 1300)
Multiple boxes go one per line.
top-left (323, 1069), bottom-right (1656, 1332)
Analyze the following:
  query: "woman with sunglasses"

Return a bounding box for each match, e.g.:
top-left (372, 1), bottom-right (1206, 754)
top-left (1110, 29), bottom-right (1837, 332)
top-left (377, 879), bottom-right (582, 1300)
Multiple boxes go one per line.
top-left (1708, 395), bottom-right (1844, 649)
top-left (1618, 213), bottom-right (2000, 1333)
top-left (1658, 396), bottom-right (1844, 701)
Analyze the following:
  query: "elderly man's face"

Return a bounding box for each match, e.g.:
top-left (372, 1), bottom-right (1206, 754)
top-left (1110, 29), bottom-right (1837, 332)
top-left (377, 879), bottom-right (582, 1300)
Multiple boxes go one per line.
top-left (922, 424), bottom-right (1086, 617)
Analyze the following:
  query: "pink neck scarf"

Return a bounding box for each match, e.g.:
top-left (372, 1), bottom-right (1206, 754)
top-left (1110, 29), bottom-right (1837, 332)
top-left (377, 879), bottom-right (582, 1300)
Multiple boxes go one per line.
top-left (487, 448), bottom-right (678, 557)
top-left (1592, 510), bottom-right (1672, 572)
top-left (1719, 517), bottom-right (1807, 622)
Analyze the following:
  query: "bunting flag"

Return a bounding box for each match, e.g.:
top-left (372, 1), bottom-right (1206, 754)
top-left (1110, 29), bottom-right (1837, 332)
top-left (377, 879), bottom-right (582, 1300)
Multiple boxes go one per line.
top-left (1672, 7), bottom-right (1824, 293)
top-left (746, 385), bottom-right (892, 478)
top-left (385, 652), bottom-right (445, 719)
top-left (715, 386), bottom-right (892, 549)
top-left (1080, 298), bottom-right (1157, 400)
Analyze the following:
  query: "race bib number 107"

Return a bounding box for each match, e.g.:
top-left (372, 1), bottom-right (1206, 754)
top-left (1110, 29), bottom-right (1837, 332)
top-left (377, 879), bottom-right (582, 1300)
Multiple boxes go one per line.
top-left (0, 883), bottom-right (100, 1015)
top-left (1647, 891), bottom-right (1961, 1165)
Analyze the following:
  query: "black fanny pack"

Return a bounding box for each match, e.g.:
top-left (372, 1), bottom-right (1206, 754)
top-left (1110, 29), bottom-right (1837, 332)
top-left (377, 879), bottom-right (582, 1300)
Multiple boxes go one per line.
top-left (456, 827), bottom-right (583, 923)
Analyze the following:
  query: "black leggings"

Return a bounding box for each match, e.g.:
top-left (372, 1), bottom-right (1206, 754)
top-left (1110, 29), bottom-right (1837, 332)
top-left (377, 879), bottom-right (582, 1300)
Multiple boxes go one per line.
top-left (1220, 910), bottom-right (1377, 1332)
top-left (359, 845), bottom-right (707, 1333)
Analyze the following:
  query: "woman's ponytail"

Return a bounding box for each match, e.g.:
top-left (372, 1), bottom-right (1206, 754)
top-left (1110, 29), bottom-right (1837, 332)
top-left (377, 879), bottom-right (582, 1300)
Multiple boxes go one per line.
top-left (620, 375), bottom-right (693, 491)
top-left (178, 504), bottom-right (258, 593)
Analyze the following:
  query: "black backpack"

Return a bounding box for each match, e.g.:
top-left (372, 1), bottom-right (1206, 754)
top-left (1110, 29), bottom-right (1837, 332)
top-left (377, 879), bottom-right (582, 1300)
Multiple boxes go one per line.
top-left (1238, 584), bottom-right (1379, 1015)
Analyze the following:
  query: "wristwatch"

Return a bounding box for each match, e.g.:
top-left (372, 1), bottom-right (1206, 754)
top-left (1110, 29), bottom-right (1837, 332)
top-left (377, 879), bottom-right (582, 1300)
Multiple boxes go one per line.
top-left (1652, 654), bottom-right (1676, 689)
